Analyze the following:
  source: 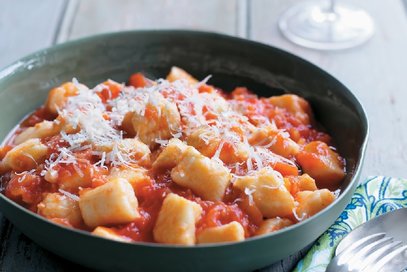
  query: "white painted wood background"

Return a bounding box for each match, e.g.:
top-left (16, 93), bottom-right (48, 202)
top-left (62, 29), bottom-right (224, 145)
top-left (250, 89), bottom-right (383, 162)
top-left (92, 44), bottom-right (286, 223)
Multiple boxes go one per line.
top-left (1, 0), bottom-right (407, 271)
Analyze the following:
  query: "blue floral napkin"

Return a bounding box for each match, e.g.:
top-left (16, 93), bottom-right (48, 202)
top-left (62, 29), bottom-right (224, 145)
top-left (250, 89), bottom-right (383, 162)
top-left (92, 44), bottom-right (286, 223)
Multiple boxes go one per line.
top-left (294, 176), bottom-right (407, 272)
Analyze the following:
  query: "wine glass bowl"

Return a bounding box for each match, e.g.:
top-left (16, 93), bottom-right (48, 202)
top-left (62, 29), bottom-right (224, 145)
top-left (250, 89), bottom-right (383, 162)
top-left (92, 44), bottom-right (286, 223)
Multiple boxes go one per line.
top-left (279, 0), bottom-right (375, 50)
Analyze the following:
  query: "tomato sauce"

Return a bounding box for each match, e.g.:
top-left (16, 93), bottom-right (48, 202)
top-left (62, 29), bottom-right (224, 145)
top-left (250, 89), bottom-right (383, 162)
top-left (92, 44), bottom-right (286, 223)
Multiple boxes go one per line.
top-left (0, 70), bottom-right (346, 244)
top-left (21, 107), bottom-right (51, 127)
top-left (5, 173), bottom-right (56, 211)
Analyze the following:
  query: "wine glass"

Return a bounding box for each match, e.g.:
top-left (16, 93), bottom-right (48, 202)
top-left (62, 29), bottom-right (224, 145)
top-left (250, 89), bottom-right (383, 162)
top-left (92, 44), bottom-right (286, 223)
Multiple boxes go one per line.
top-left (278, 0), bottom-right (374, 50)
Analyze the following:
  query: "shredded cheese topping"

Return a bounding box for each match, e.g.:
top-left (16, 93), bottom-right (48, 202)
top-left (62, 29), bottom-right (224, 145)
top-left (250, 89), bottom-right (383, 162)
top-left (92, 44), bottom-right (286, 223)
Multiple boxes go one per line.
top-left (36, 76), bottom-right (300, 181)
top-left (0, 67), bottom-right (348, 245)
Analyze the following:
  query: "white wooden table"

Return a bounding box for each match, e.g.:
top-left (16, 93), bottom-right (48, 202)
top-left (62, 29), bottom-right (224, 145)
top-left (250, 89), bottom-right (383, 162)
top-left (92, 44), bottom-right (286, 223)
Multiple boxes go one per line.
top-left (1, 0), bottom-right (407, 271)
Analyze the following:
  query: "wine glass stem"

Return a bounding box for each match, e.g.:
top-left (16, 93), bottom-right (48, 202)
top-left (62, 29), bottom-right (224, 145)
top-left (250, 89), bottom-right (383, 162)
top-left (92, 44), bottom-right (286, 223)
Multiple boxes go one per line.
top-left (321, 0), bottom-right (338, 22)
top-left (278, 0), bottom-right (375, 50)
top-left (328, 0), bottom-right (337, 14)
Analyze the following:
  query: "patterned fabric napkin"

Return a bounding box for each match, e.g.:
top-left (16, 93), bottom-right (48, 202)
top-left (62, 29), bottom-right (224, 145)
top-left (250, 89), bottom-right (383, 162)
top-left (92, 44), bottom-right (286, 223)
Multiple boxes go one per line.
top-left (294, 176), bottom-right (407, 272)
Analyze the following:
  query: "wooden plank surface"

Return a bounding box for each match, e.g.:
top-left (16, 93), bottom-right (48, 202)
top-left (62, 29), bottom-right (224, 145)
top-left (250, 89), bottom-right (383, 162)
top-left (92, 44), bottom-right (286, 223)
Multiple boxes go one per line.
top-left (0, 0), bottom-right (67, 69)
top-left (0, 1), bottom-right (79, 271)
top-left (1, 0), bottom-right (407, 271)
top-left (61, 0), bottom-right (240, 41)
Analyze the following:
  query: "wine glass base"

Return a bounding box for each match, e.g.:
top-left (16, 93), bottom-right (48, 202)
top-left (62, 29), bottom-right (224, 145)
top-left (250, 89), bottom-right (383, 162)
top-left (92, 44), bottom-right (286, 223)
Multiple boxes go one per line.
top-left (279, 1), bottom-right (374, 50)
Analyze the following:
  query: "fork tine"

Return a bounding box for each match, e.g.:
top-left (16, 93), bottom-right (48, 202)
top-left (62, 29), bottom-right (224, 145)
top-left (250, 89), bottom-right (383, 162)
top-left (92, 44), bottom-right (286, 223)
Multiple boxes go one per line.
top-left (371, 245), bottom-right (407, 272)
top-left (346, 236), bottom-right (393, 271)
top-left (326, 235), bottom-right (400, 272)
top-left (335, 233), bottom-right (386, 265)
top-left (362, 241), bottom-right (403, 272)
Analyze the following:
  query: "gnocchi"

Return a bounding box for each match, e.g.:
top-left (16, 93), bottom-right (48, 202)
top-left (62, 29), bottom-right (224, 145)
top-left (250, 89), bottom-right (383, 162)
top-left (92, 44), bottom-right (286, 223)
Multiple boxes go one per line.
top-left (197, 221), bottom-right (245, 244)
top-left (256, 218), bottom-right (293, 235)
top-left (109, 138), bottom-right (151, 167)
top-left (45, 82), bottom-right (80, 115)
top-left (79, 178), bottom-right (140, 228)
top-left (171, 147), bottom-right (231, 201)
top-left (234, 167), bottom-right (295, 218)
top-left (152, 138), bottom-right (188, 170)
top-left (249, 126), bottom-right (300, 159)
top-left (295, 189), bottom-right (336, 219)
top-left (108, 166), bottom-right (150, 190)
top-left (92, 227), bottom-right (131, 242)
top-left (0, 67), bottom-right (345, 244)
top-left (153, 193), bottom-right (202, 245)
top-left (3, 138), bottom-right (48, 171)
top-left (284, 174), bottom-right (318, 195)
top-left (186, 126), bottom-right (220, 158)
top-left (131, 92), bottom-right (181, 147)
top-left (267, 94), bottom-right (312, 125)
top-left (14, 120), bottom-right (60, 145)
top-left (187, 125), bottom-right (249, 164)
top-left (37, 192), bottom-right (82, 227)
top-left (296, 141), bottom-right (345, 189)
top-left (166, 66), bottom-right (198, 85)
top-left (44, 161), bottom-right (100, 191)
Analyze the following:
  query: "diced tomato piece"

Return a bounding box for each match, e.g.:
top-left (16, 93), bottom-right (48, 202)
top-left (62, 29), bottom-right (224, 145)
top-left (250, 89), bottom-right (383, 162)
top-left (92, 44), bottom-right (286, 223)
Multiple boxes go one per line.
top-left (231, 87), bottom-right (253, 99)
top-left (96, 80), bottom-right (122, 103)
top-left (129, 72), bottom-right (148, 88)
top-left (197, 202), bottom-right (251, 237)
top-left (102, 113), bottom-right (111, 121)
top-left (5, 173), bottom-right (47, 208)
top-left (198, 84), bottom-right (215, 93)
top-left (21, 107), bottom-right (51, 127)
top-left (238, 196), bottom-right (263, 226)
top-left (91, 175), bottom-right (108, 188)
top-left (296, 141), bottom-right (345, 189)
top-left (0, 145), bottom-right (12, 160)
top-left (285, 174), bottom-right (318, 195)
top-left (144, 104), bottom-right (158, 120)
top-left (272, 161), bottom-right (299, 176)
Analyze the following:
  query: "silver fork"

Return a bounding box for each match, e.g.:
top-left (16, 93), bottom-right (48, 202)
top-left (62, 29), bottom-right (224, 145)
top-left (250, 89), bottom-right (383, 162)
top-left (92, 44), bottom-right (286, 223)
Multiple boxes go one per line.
top-left (326, 208), bottom-right (407, 272)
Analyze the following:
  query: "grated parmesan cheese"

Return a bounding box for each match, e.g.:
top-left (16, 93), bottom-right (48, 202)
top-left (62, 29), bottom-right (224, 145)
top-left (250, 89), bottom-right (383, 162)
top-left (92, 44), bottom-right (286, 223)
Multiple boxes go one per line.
top-left (15, 169), bottom-right (36, 183)
top-left (58, 188), bottom-right (80, 201)
top-left (42, 76), bottom-right (299, 183)
top-left (333, 189), bottom-right (341, 198)
top-left (292, 206), bottom-right (307, 222)
top-left (244, 187), bottom-right (256, 205)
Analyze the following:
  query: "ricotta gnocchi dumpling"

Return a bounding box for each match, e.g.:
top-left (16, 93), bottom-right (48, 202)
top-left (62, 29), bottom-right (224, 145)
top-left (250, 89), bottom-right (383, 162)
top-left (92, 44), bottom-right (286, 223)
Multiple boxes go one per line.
top-left (256, 218), bottom-right (293, 235)
top-left (92, 227), bottom-right (131, 242)
top-left (296, 141), bottom-right (345, 189)
top-left (79, 178), bottom-right (139, 228)
top-left (267, 94), bottom-right (312, 125)
top-left (197, 221), bottom-right (245, 244)
top-left (108, 166), bottom-right (150, 190)
top-left (45, 82), bottom-right (81, 116)
top-left (294, 189), bottom-right (335, 219)
top-left (153, 193), bottom-right (202, 245)
top-left (14, 120), bottom-right (61, 145)
top-left (166, 66), bottom-right (198, 85)
top-left (37, 192), bottom-right (82, 227)
top-left (284, 174), bottom-right (318, 195)
top-left (234, 167), bottom-right (295, 218)
top-left (2, 138), bottom-right (48, 172)
top-left (152, 138), bottom-right (188, 170)
top-left (187, 125), bottom-right (249, 164)
top-left (95, 137), bottom-right (150, 162)
top-left (107, 138), bottom-right (151, 167)
top-left (249, 126), bottom-right (300, 159)
top-left (131, 92), bottom-right (181, 147)
top-left (186, 126), bottom-right (219, 158)
top-left (44, 160), bottom-right (102, 191)
top-left (171, 147), bottom-right (231, 201)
